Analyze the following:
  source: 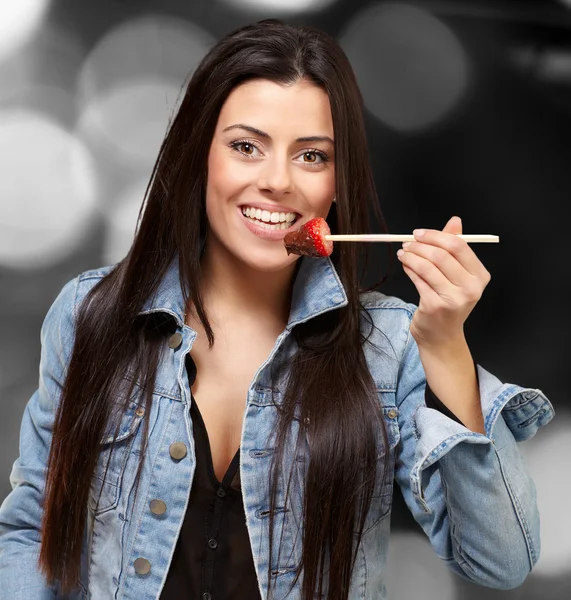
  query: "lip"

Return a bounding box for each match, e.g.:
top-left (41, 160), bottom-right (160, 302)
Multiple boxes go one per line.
top-left (237, 202), bottom-right (301, 217)
top-left (237, 206), bottom-right (301, 241)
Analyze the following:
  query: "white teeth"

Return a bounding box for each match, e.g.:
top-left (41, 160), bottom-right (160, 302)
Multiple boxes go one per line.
top-left (241, 206), bottom-right (298, 224)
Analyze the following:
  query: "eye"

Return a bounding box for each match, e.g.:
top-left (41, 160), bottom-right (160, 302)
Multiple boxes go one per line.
top-left (238, 142), bottom-right (254, 155)
top-left (299, 150), bottom-right (329, 166)
top-left (230, 139), bottom-right (261, 158)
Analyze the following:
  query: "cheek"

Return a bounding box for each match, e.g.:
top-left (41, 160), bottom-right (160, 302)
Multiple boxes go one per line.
top-left (206, 149), bottom-right (252, 203)
top-left (300, 172), bottom-right (335, 213)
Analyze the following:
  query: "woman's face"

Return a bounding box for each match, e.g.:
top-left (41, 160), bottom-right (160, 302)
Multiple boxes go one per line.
top-left (205, 78), bottom-right (336, 272)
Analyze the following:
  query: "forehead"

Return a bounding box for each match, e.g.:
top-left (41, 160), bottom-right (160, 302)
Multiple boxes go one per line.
top-left (216, 78), bottom-right (333, 137)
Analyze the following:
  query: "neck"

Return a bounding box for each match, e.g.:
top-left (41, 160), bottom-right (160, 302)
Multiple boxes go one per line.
top-left (195, 233), bottom-right (300, 329)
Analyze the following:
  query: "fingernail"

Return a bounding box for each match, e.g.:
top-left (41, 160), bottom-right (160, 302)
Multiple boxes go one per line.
top-left (397, 249), bottom-right (404, 257)
top-left (413, 229), bottom-right (425, 238)
top-left (402, 242), bottom-right (411, 249)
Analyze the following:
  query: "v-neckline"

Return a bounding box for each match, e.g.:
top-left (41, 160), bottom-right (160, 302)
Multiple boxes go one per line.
top-left (190, 394), bottom-right (241, 488)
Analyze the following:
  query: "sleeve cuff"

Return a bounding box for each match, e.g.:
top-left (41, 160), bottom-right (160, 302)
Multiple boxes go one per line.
top-left (411, 364), bottom-right (554, 513)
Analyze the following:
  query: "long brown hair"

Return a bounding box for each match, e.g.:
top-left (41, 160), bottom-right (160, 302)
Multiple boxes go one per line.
top-left (39, 19), bottom-right (395, 599)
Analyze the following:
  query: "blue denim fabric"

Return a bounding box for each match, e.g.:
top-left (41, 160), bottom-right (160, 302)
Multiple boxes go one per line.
top-left (0, 254), bottom-right (554, 599)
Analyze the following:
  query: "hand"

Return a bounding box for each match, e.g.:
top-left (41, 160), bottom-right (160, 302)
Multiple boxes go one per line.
top-left (396, 216), bottom-right (492, 349)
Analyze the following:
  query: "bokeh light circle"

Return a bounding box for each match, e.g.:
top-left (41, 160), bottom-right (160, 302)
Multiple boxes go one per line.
top-left (76, 15), bottom-right (214, 170)
top-left (78, 79), bottom-right (182, 170)
top-left (0, 110), bottom-right (98, 269)
top-left (339, 2), bottom-right (469, 133)
top-left (77, 15), bottom-right (214, 102)
top-left (0, 0), bottom-right (50, 61)
top-left (219, 0), bottom-right (338, 14)
top-left (102, 180), bottom-right (149, 266)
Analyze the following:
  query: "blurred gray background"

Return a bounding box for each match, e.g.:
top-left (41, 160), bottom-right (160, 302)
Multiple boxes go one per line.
top-left (0, 0), bottom-right (569, 597)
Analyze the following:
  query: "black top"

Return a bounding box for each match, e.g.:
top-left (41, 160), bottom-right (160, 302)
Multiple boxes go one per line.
top-left (159, 354), bottom-right (262, 600)
top-left (160, 354), bottom-right (470, 599)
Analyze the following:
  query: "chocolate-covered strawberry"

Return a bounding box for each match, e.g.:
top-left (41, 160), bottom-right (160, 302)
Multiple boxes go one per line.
top-left (283, 217), bottom-right (333, 257)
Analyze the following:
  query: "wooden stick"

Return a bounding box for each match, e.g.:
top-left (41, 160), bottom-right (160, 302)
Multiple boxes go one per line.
top-left (324, 234), bottom-right (499, 243)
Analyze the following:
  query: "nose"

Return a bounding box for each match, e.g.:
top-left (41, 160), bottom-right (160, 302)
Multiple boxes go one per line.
top-left (257, 153), bottom-right (294, 196)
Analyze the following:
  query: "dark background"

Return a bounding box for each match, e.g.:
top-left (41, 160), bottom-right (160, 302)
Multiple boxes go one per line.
top-left (0, 0), bottom-right (568, 597)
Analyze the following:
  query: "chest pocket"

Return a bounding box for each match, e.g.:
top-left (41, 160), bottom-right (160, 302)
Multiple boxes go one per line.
top-left (289, 393), bottom-right (401, 537)
top-left (89, 398), bottom-right (146, 515)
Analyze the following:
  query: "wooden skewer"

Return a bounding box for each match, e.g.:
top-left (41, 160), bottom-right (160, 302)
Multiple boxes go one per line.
top-left (324, 234), bottom-right (499, 243)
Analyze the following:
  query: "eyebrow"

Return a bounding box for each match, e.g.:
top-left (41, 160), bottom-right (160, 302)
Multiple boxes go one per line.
top-left (222, 124), bottom-right (334, 145)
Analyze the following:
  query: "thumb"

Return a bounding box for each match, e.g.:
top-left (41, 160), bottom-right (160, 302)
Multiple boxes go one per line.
top-left (442, 215), bottom-right (462, 235)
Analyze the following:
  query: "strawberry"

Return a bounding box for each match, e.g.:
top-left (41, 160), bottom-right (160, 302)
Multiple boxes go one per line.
top-left (283, 217), bottom-right (333, 257)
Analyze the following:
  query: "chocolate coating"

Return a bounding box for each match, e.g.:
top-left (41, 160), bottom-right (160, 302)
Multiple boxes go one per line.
top-left (284, 229), bottom-right (324, 257)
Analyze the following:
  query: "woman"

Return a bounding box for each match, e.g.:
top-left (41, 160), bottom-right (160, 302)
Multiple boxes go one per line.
top-left (0, 19), bottom-right (554, 600)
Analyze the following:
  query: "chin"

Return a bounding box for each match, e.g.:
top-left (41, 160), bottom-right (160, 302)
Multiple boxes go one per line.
top-left (235, 247), bottom-right (300, 273)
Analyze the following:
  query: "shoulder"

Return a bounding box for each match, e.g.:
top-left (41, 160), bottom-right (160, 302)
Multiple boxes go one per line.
top-left (359, 290), bottom-right (417, 322)
top-left (72, 262), bottom-right (118, 304)
top-left (358, 290), bottom-right (418, 376)
top-left (77, 263), bottom-right (117, 286)
top-left (45, 263), bottom-right (118, 332)
top-left (39, 263), bottom-right (119, 370)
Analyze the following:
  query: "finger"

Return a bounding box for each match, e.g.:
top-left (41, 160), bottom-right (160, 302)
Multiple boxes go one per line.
top-left (441, 215), bottom-right (463, 236)
top-left (398, 250), bottom-right (456, 298)
top-left (401, 241), bottom-right (470, 288)
top-left (412, 229), bottom-right (489, 279)
top-left (401, 263), bottom-right (440, 303)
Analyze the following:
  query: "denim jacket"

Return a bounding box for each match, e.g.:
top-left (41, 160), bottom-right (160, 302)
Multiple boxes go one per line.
top-left (0, 253), bottom-right (555, 600)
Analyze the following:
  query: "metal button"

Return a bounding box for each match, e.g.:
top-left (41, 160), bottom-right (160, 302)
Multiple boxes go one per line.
top-left (387, 408), bottom-right (398, 419)
top-left (216, 487), bottom-right (226, 498)
top-left (208, 538), bottom-right (218, 549)
top-left (168, 332), bottom-right (183, 349)
top-left (150, 499), bottom-right (167, 515)
top-left (169, 442), bottom-right (187, 460)
top-left (202, 593), bottom-right (212, 600)
top-left (135, 406), bottom-right (145, 417)
top-left (134, 557), bottom-right (151, 575)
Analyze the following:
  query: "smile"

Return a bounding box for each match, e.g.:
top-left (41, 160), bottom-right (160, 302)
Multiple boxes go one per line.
top-left (240, 206), bottom-right (299, 229)
top-left (238, 206), bottom-right (301, 241)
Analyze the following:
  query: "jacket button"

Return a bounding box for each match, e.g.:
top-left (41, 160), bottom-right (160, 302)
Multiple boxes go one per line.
top-left (134, 557), bottom-right (151, 575)
top-left (169, 442), bottom-right (187, 460)
top-left (168, 332), bottom-right (183, 349)
top-left (202, 593), bottom-right (212, 600)
top-left (135, 406), bottom-right (145, 417)
top-left (216, 487), bottom-right (226, 498)
top-left (208, 538), bottom-right (218, 549)
top-left (149, 499), bottom-right (167, 515)
top-left (387, 408), bottom-right (398, 419)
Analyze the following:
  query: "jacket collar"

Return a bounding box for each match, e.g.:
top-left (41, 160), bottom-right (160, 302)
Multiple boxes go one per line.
top-left (138, 252), bottom-right (348, 329)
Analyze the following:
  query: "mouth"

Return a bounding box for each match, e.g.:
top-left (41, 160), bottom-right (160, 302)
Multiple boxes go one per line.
top-left (237, 205), bottom-right (302, 241)
top-left (238, 205), bottom-right (301, 231)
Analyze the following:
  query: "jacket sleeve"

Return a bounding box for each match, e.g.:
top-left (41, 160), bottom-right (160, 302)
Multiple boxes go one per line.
top-left (394, 304), bottom-right (555, 590)
top-left (0, 276), bottom-right (80, 599)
